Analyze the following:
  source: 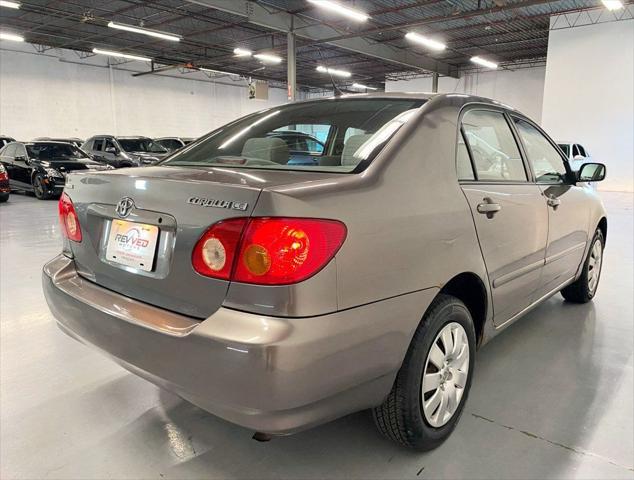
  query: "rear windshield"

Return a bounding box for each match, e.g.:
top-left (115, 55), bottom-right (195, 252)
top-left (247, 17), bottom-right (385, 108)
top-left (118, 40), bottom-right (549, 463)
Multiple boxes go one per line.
top-left (26, 143), bottom-right (88, 160)
top-left (119, 138), bottom-right (167, 153)
top-left (163, 98), bottom-right (425, 173)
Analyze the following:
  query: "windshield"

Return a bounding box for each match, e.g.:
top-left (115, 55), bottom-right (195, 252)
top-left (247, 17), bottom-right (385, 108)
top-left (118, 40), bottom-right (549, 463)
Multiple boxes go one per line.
top-left (163, 98), bottom-right (425, 172)
top-left (26, 143), bottom-right (89, 160)
top-left (557, 144), bottom-right (570, 157)
top-left (118, 138), bottom-right (167, 153)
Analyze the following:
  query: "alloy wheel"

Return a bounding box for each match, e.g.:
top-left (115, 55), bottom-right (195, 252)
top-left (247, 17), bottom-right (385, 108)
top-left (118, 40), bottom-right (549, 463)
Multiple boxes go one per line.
top-left (421, 322), bottom-right (470, 428)
top-left (588, 239), bottom-right (603, 294)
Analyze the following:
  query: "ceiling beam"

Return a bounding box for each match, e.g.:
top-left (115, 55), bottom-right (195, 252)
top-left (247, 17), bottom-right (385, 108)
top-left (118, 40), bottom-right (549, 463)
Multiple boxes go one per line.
top-left (185, 0), bottom-right (459, 78)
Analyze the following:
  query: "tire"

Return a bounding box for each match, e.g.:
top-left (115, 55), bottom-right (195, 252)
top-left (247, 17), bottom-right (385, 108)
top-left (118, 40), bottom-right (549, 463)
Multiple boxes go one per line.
top-left (33, 174), bottom-right (51, 200)
top-left (372, 294), bottom-right (476, 450)
top-left (561, 229), bottom-right (604, 303)
top-left (0, 193), bottom-right (8, 203)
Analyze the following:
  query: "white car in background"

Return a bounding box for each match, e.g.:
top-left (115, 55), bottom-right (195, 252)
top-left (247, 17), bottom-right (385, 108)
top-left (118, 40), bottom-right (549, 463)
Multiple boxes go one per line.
top-left (558, 141), bottom-right (596, 189)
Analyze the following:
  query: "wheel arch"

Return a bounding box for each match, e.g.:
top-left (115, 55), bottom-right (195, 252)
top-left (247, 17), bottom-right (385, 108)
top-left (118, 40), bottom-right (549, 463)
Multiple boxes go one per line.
top-left (439, 272), bottom-right (488, 347)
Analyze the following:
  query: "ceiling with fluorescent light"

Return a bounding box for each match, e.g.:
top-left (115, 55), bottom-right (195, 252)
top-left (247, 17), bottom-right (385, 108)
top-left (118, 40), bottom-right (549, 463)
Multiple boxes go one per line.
top-left (1, 0), bottom-right (632, 91)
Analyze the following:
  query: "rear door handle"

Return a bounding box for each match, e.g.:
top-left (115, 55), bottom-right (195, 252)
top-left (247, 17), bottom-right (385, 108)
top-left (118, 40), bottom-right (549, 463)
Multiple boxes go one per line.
top-left (546, 195), bottom-right (561, 208)
top-left (477, 198), bottom-right (502, 218)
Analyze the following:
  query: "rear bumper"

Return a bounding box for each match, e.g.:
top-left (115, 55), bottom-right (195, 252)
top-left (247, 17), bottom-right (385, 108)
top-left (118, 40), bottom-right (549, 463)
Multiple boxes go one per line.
top-left (43, 254), bottom-right (436, 434)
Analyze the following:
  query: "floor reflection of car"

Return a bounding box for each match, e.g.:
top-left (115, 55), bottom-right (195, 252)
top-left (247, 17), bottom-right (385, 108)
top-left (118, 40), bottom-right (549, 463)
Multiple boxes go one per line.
top-left (266, 130), bottom-right (326, 165)
top-left (33, 137), bottom-right (84, 149)
top-left (0, 163), bottom-right (10, 203)
top-left (43, 94), bottom-right (608, 451)
top-left (0, 141), bottom-right (113, 199)
top-left (155, 137), bottom-right (195, 153)
top-left (82, 136), bottom-right (169, 167)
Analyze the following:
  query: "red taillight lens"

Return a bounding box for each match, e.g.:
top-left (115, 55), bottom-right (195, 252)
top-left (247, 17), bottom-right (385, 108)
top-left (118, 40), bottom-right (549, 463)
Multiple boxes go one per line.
top-left (0, 171), bottom-right (7, 181)
top-left (192, 218), bottom-right (248, 279)
top-left (192, 217), bottom-right (347, 285)
top-left (58, 193), bottom-right (82, 242)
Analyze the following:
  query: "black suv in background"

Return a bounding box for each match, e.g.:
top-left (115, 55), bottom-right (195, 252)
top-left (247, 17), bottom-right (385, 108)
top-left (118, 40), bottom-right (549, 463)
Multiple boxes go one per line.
top-left (0, 141), bottom-right (112, 199)
top-left (33, 137), bottom-right (84, 148)
top-left (82, 135), bottom-right (168, 167)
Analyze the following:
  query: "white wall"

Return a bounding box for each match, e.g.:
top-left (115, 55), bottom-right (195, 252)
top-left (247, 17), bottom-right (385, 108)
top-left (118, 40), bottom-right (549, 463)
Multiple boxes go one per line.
top-left (0, 43), bottom-right (287, 140)
top-left (541, 18), bottom-right (634, 192)
top-left (386, 66), bottom-right (547, 122)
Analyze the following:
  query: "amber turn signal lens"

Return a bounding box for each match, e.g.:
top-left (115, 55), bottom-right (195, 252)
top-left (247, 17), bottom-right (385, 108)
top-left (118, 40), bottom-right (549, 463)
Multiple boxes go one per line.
top-left (243, 244), bottom-right (271, 276)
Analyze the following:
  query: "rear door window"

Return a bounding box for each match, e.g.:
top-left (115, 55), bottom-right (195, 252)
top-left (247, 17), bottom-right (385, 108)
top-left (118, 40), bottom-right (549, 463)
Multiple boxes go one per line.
top-left (461, 110), bottom-right (527, 182)
top-left (93, 139), bottom-right (104, 151)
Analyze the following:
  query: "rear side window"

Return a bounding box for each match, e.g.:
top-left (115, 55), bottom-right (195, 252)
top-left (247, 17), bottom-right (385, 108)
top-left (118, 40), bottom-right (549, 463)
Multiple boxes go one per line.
top-left (462, 110), bottom-right (527, 181)
top-left (3, 144), bottom-right (16, 158)
top-left (93, 139), bottom-right (104, 151)
top-left (513, 118), bottom-right (567, 183)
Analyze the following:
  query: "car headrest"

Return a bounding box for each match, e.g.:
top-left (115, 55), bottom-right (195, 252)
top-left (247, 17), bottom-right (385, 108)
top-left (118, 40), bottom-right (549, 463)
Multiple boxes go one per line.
top-left (241, 137), bottom-right (289, 164)
top-left (341, 134), bottom-right (373, 166)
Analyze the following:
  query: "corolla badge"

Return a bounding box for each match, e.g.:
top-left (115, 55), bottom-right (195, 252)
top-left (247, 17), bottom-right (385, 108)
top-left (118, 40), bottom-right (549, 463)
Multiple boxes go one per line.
top-left (187, 196), bottom-right (248, 211)
top-left (116, 197), bottom-right (135, 218)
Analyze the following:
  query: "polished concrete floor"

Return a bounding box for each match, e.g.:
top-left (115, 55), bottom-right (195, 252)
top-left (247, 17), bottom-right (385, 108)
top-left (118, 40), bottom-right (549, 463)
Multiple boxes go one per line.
top-left (1, 191), bottom-right (633, 479)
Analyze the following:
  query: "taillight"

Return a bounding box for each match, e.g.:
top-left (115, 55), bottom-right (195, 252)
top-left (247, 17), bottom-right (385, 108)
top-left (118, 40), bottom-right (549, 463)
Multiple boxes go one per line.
top-left (0, 171), bottom-right (7, 181)
top-left (58, 193), bottom-right (82, 242)
top-left (192, 218), bottom-right (248, 280)
top-left (192, 217), bottom-right (347, 285)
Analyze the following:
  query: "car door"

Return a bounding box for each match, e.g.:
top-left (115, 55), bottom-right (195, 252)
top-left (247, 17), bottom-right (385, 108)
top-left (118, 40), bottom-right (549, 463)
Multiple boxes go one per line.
top-left (511, 117), bottom-right (591, 299)
top-left (11, 144), bottom-right (33, 187)
top-left (459, 108), bottom-right (549, 327)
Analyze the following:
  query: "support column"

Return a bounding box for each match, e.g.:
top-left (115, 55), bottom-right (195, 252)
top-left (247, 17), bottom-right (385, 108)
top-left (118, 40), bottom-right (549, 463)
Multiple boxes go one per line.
top-left (432, 72), bottom-right (439, 93)
top-left (287, 31), bottom-right (296, 101)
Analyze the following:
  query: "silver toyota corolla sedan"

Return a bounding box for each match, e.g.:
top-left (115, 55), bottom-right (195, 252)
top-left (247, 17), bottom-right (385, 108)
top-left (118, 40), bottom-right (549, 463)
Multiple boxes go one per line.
top-left (43, 93), bottom-right (607, 450)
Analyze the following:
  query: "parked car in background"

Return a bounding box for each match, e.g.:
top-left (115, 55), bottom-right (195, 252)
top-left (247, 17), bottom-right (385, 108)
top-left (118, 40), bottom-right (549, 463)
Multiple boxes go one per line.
top-left (0, 136), bottom-right (16, 149)
top-left (155, 137), bottom-right (195, 153)
top-left (43, 94), bottom-right (607, 450)
top-left (266, 130), bottom-right (326, 165)
top-left (34, 137), bottom-right (84, 148)
top-left (82, 136), bottom-right (169, 168)
top-left (0, 141), bottom-right (113, 199)
top-left (557, 141), bottom-right (592, 171)
top-left (557, 141), bottom-right (596, 189)
top-left (0, 163), bottom-right (10, 202)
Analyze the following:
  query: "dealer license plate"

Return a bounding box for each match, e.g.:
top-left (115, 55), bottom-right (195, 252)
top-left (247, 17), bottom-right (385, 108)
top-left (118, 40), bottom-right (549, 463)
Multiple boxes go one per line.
top-left (105, 219), bottom-right (159, 272)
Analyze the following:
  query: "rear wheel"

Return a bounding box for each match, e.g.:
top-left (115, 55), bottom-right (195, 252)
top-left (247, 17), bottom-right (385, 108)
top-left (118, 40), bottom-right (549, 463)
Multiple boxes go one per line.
top-left (372, 294), bottom-right (476, 450)
top-left (0, 192), bottom-right (8, 203)
top-left (561, 229), bottom-right (604, 303)
top-left (33, 174), bottom-right (51, 200)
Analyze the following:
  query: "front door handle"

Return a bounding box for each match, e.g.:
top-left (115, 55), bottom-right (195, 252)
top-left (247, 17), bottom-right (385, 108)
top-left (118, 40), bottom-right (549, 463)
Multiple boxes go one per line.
top-left (477, 198), bottom-right (502, 218)
top-left (546, 195), bottom-right (561, 209)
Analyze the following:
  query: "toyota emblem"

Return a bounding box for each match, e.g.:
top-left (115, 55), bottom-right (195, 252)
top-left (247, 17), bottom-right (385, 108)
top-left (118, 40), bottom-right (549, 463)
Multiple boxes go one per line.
top-left (116, 197), bottom-right (135, 218)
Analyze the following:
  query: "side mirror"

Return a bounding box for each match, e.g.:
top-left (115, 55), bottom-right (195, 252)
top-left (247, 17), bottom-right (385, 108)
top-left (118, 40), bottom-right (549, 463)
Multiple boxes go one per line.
top-left (578, 162), bottom-right (606, 182)
top-left (573, 154), bottom-right (585, 160)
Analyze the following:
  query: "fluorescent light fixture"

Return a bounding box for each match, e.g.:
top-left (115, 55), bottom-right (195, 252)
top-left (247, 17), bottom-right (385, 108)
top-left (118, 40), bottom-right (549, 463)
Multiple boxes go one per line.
top-left (0, 31), bottom-right (24, 42)
top-left (307, 0), bottom-right (369, 22)
top-left (253, 53), bottom-right (282, 64)
top-left (234, 48), bottom-right (253, 57)
top-left (92, 48), bottom-right (152, 62)
top-left (316, 65), bottom-right (351, 78)
top-left (470, 56), bottom-right (498, 69)
top-left (0, 1), bottom-right (21, 9)
top-left (107, 21), bottom-right (181, 42)
top-left (352, 83), bottom-right (377, 90)
top-left (602, 0), bottom-right (623, 10)
top-left (199, 67), bottom-right (239, 76)
top-left (404, 32), bottom-right (446, 51)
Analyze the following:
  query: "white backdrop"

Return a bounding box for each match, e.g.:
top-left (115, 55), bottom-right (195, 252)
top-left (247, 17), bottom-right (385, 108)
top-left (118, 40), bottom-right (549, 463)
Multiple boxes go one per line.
top-left (541, 18), bottom-right (634, 192)
top-left (386, 66), bottom-right (547, 123)
top-left (0, 43), bottom-right (287, 141)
